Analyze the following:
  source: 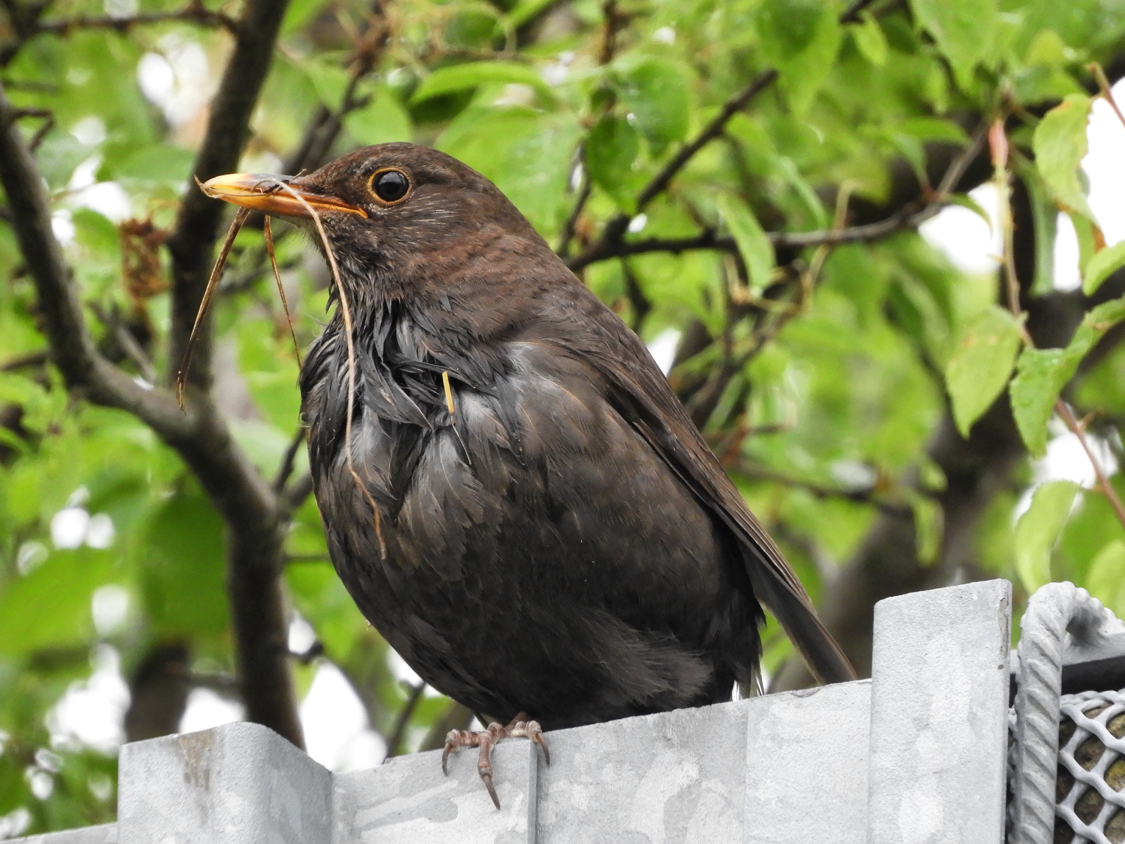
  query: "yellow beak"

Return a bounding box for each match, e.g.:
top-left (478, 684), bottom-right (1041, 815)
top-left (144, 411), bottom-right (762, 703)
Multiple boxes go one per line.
top-left (200, 173), bottom-right (367, 218)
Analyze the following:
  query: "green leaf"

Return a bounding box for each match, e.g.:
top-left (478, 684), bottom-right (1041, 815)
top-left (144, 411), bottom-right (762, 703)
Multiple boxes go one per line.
top-left (112, 145), bottom-right (195, 183)
top-left (756, 0), bottom-right (841, 116)
top-left (905, 489), bottom-right (943, 565)
top-left (1010, 297), bottom-right (1125, 455)
top-left (236, 318), bottom-right (301, 431)
top-left (0, 548), bottom-right (114, 656)
top-left (1087, 539), bottom-right (1125, 618)
top-left (437, 106), bottom-right (582, 233)
top-left (897, 117), bottom-right (970, 144)
top-left (716, 194), bottom-right (775, 292)
top-left (34, 131), bottom-right (93, 191)
top-left (852, 13), bottom-right (888, 67)
top-left (1070, 211), bottom-right (1100, 276)
top-left (612, 57), bottom-right (691, 153)
top-left (1083, 240), bottom-right (1125, 295)
top-left (909, 0), bottom-right (997, 86)
top-left (945, 193), bottom-right (993, 228)
top-left (286, 564), bottom-right (368, 663)
top-left (1015, 481), bottom-right (1080, 593)
top-left (1033, 94), bottom-right (1094, 219)
top-left (944, 306), bottom-right (1022, 437)
top-left (301, 58), bottom-right (352, 111)
top-left (1011, 347), bottom-right (1068, 456)
top-left (507, 0), bottom-right (560, 29)
top-left (411, 61), bottom-right (552, 104)
top-left (136, 493), bottom-right (229, 638)
top-left (344, 86), bottom-right (413, 146)
top-left (282, 0), bottom-right (327, 35)
top-left (1020, 164), bottom-right (1058, 295)
top-left (776, 156), bottom-right (830, 229)
top-left (585, 115), bottom-right (642, 214)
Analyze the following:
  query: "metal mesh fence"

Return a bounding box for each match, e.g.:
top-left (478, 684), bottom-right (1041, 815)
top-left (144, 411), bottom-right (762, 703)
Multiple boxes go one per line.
top-left (1053, 688), bottom-right (1125, 844)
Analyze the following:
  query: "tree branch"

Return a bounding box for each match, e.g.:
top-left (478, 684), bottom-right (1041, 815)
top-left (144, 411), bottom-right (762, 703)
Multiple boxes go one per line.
top-left (165, 0), bottom-right (293, 391)
top-left (568, 120), bottom-right (989, 271)
top-left (771, 172), bottom-right (1125, 690)
top-left (0, 0), bottom-right (306, 749)
top-left (283, 1), bottom-right (390, 176)
top-left (0, 81), bottom-right (192, 436)
top-left (567, 69), bottom-right (778, 271)
top-left (729, 460), bottom-right (910, 516)
top-left (839, 0), bottom-right (882, 25)
top-left (34, 5), bottom-right (238, 36)
top-left (0, 1), bottom-right (235, 67)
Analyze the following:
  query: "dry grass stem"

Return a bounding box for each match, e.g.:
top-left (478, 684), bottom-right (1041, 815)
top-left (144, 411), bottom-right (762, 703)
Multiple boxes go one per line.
top-left (272, 180), bottom-right (388, 559)
top-left (177, 205), bottom-right (250, 407)
top-left (442, 370), bottom-right (455, 415)
top-left (263, 216), bottom-right (302, 368)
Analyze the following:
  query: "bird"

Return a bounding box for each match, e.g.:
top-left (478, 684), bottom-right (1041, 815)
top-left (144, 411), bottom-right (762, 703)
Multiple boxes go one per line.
top-left (202, 143), bottom-right (855, 806)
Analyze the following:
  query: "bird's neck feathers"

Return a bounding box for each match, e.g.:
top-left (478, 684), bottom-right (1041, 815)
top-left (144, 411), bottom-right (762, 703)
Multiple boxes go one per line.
top-left (324, 219), bottom-right (575, 355)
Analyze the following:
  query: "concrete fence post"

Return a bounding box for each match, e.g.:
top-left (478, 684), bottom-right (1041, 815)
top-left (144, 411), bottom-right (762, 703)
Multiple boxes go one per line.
top-left (117, 721), bottom-right (333, 844)
top-left (866, 580), bottom-right (1013, 844)
top-left (17, 580), bottom-right (1117, 844)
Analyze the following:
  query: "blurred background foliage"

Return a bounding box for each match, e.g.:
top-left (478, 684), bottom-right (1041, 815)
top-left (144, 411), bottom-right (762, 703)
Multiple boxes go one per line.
top-left (1, 0), bottom-right (1125, 835)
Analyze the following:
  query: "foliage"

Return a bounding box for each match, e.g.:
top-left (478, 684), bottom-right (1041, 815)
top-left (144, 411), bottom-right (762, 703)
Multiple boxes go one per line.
top-left (0, 0), bottom-right (1124, 834)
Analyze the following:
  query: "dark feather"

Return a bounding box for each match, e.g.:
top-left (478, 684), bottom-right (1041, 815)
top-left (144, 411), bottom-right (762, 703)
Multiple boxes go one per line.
top-left (282, 143), bottom-right (854, 730)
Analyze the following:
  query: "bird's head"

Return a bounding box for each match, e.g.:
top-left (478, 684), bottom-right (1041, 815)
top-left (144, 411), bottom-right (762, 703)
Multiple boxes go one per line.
top-left (202, 143), bottom-right (547, 303)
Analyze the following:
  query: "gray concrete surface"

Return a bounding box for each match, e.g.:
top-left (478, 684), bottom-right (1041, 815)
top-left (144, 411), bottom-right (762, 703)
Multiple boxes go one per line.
top-left (867, 580), bottom-right (1012, 844)
top-left (118, 720), bottom-right (332, 844)
top-left (10, 580), bottom-right (1036, 844)
top-left (744, 679), bottom-right (871, 843)
top-left (11, 826), bottom-right (117, 844)
top-left (537, 696), bottom-right (748, 843)
top-left (335, 738), bottom-right (538, 843)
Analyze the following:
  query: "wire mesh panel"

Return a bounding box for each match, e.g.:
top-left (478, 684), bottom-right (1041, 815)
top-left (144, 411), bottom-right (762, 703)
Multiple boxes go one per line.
top-left (1054, 689), bottom-right (1125, 844)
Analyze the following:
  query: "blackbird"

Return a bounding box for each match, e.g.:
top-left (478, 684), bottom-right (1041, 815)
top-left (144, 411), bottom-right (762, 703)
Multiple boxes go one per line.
top-left (203, 143), bottom-right (854, 801)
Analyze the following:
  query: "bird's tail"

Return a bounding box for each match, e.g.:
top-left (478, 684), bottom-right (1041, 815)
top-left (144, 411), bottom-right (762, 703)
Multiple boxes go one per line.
top-left (748, 561), bottom-right (857, 686)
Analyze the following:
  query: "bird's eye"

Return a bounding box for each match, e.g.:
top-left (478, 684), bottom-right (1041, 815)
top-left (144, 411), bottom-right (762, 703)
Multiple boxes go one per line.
top-left (370, 169), bottom-right (410, 204)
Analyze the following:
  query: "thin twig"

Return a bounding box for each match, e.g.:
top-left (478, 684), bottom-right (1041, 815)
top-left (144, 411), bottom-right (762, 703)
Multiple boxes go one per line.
top-left (165, 0), bottom-right (295, 393)
top-left (568, 0), bottom-right (894, 273)
top-left (991, 118), bottom-right (1125, 532)
top-left (1090, 62), bottom-right (1125, 132)
top-left (556, 0), bottom-right (627, 258)
top-left (556, 0), bottom-right (629, 258)
top-left (284, 1), bottom-right (390, 175)
top-left (90, 302), bottom-right (158, 385)
top-left (274, 426), bottom-right (307, 493)
top-left (556, 152), bottom-right (591, 258)
top-left (569, 69), bottom-right (778, 272)
top-left (1, 2), bottom-right (237, 66)
top-left (281, 472), bottom-right (315, 515)
top-left (0, 349), bottom-right (48, 372)
top-left (1056, 400), bottom-right (1125, 526)
top-left (642, 69), bottom-right (779, 212)
top-left (385, 682), bottom-right (427, 758)
top-left (290, 640), bottom-right (325, 664)
top-left (567, 121), bottom-right (989, 271)
top-left (839, 0), bottom-right (881, 24)
top-left (34, 5), bottom-right (238, 35)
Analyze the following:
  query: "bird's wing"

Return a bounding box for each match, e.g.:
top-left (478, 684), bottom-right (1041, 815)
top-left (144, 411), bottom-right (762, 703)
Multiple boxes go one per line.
top-left (567, 296), bottom-right (857, 686)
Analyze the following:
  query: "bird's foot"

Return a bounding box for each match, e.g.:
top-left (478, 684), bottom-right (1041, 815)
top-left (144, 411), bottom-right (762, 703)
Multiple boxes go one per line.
top-left (441, 713), bottom-right (550, 809)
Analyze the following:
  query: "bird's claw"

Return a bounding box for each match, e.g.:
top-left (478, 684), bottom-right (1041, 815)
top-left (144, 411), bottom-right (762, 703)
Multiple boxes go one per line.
top-left (441, 714), bottom-right (549, 809)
